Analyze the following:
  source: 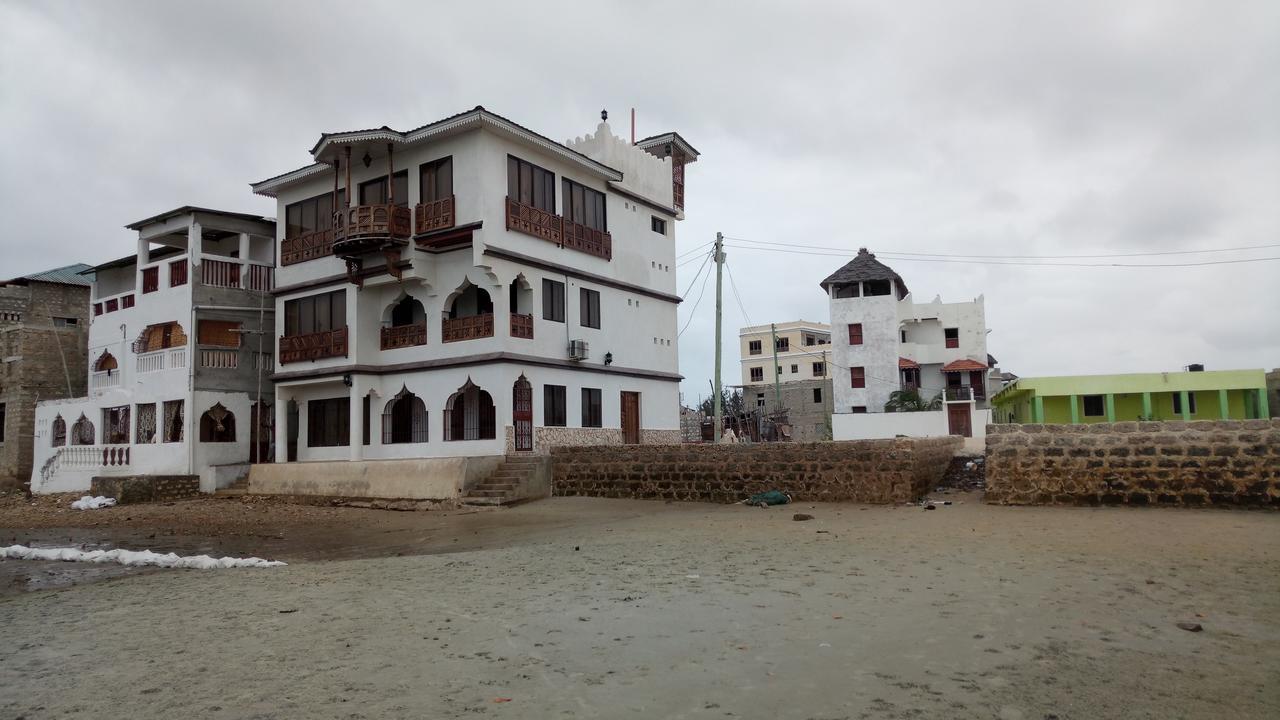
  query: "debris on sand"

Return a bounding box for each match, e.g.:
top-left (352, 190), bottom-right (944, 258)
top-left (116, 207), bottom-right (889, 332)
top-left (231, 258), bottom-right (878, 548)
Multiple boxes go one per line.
top-left (1176, 622), bottom-right (1203, 632)
top-left (792, 513), bottom-right (814, 522)
top-left (70, 496), bottom-right (116, 511)
top-left (742, 490), bottom-right (792, 508)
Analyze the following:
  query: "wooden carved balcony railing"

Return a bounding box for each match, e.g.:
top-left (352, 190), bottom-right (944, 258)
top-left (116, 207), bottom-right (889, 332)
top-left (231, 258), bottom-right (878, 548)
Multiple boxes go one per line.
top-left (505, 197), bottom-right (613, 261)
top-left (332, 204), bottom-right (412, 253)
top-left (281, 228), bottom-right (334, 266)
top-left (414, 196), bottom-right (455, 235)
top-left (380, 322), bottom-right (427, 350)
top-left (562, 218), bottom-right (612, 260)
top-left (510, 313), bottom-right (534, 340)
top-left (442, 314), bottom-right (494, 343)
top-left (279, 327), bottom-right (348, 364)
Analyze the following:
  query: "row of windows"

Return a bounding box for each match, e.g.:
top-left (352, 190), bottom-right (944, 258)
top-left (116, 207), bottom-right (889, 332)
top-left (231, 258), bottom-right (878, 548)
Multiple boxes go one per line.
top-left (541, 280), bottom-right (601, 329)
top-left (747, 333), bottom-right (831, 356)
top-left (46, 401), bottom-right (240, 446)
top-left (749, 361), bottom-right (826, 382)
top-left (284, 157), bottom-right (454, 238)
top-left (841, 323), bottom-right (961, 348)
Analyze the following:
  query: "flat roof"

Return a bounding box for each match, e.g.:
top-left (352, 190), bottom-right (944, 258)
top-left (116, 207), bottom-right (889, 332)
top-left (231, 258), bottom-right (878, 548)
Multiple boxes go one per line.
top-left (125, 206), bottom-right (274, 231)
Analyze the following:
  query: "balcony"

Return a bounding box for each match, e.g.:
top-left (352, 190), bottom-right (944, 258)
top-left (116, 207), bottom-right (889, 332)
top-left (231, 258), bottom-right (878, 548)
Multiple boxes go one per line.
top-left (332, 204), bottom-right (412, 256)
top-left (199, 258), bottom-right (274, 292)
top-left (90, 371), bottom-right (121, 393)
top-left (944, 387), bottom-right (974, 402)
top-left (380, 322), bottom-right (427, 350)
top-left (136, 348), bottom-right (187, 374)
top-left (442, 314), bottom-right (494, 343)
top-left (279, 327), bottom-right (348, 364)
top-left (281, 228), bottom-right (335, 266)
top-left (414, 196), bottom-right (455, 235)
top-left (199, 348), bottom-right (239, 369)
top-left (505, 197), bottom-right (612, 261)
top-left (510, 313), bottom-right (534, 340)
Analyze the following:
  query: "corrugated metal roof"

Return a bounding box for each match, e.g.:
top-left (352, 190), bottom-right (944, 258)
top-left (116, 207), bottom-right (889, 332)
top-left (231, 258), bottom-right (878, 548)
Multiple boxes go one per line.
top-left (6, 263), bottom-right (94, 286)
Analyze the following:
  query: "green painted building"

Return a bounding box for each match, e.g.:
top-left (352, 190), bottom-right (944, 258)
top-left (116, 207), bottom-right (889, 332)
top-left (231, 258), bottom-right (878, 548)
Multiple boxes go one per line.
top-left (991, 369), bottom-right (1270, 424)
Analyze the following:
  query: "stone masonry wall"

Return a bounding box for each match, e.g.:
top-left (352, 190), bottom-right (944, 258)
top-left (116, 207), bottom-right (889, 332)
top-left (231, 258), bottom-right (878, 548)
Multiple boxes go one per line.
top-left (552, 437), bottom-right (962, 504)
top-left (504, 426), bottom-right (683, 455)
top-left (90, 475), bottom-right (201, 504)
top-left (985, 420), bottom-right (1280, 507)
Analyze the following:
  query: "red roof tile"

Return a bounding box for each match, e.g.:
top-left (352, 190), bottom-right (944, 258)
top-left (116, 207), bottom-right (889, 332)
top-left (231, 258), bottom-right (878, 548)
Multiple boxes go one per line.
top-left (898, 357), bottom-right (919, 369)
top-left (942, 359), bottom-right (988, 372)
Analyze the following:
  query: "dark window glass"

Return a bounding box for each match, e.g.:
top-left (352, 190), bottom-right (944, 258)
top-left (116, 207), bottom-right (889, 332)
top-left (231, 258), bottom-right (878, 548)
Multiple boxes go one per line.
top-left (508, 156), bottom-right (555, 212)
top-left (812, 362), bottom-right (825, 376)
top-left (359, 171), bottom-right (409, 207)
top-left (419, 157), bottom-right (453, 203)
top-left (775, 337), bottom-right (790, 351)
top-left (307, 397), bottom-right (350, 447)
top-left (581, 388), bottom-right (602, 428)
top-left (283, 191), bottom-right (342, 238)
top-left (944, 327), bottom-right (959, 349)
top-left (864, 279), bottom-right (891, 296)
top-left (748, 340), bottom-right (762, 355)
top-left (790, 364), bottom-right (798, 373)
top-left (813, 388), bottom-right (823, 404)
top-left (563, 179), bottom-right (607, 231)
top-left (1083, 395), bottom-right (1105, 417)
top-left (851, 406), bottom-right (867, 414)
top-left (1172, 392), bottom-right (1197, 415)
top-left (750, 367), bottom-right (764, 382)
top-left (850, 367), bottom-right (866, 388)
top-left (543, 385), bottom-right (566, 427)
top-left (651, 216), bottom-right (666, 234)
top-left (542, 279), bottom-right (565, 322)
top-left (284, 289), bottom-right (345, 337)
top-left (580, 288), bottom-right (601, 329)
top-left (848, 323), bottom-right (863, 345)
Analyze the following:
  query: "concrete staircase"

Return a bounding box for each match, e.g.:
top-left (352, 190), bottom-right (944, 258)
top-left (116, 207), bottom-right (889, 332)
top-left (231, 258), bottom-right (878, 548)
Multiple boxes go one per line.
top-left (214, 474), bottom-right (251, 498)
top-left (462, 455), bottom-right (540, 506)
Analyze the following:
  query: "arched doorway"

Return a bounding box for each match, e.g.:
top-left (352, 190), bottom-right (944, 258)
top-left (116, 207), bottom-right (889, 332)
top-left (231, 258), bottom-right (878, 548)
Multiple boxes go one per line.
top-left (513, 374), bottom-right (533, 451)
top-left (382, 386), bottom-right (428, 443)
top-left (444, 379), bottom-right (496, 441)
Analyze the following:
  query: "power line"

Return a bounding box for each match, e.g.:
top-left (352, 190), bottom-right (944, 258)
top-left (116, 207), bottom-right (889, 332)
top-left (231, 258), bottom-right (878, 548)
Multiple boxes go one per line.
top-left (724, 242), bottom-right (1280, 268)
top-left (676, 241), bottom-right (713, 261)
top-left (724, 260), bottom-right (754, 328)
top-left (678, 255), bottom-right (715, 337)
top-left (723, 236), bottom-right (1280, 261)
top-left (678, 249), bottom-right (713, 298)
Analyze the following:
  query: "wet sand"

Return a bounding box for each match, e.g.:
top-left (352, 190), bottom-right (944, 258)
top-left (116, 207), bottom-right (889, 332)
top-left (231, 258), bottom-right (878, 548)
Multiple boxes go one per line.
top-left (1, 495), bottom-right (1277, 719)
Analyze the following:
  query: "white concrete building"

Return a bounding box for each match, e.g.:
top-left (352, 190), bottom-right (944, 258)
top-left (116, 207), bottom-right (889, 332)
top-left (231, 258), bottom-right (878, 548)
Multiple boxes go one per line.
top-left (822, 249), bottom-right (994, 441)
top-left (248, 107), bottom-right (698, 501)
top-left (31, 208), bottom-right (277, 493)
top-left (738, 320), bottom-right (833, 441)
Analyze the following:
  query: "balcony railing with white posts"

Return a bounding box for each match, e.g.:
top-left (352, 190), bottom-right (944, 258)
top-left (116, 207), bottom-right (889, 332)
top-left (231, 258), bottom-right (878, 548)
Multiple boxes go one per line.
top-left (90, 371), bottom-right (121, 392)
top-left (135, 347), bottom-right (188, 374)
top-left (199, 348), bottom-right (239, 369)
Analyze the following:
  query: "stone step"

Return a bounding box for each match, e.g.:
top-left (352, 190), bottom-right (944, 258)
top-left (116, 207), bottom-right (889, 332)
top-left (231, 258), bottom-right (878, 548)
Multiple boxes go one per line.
top-left (215, 488), bottom-right (249, 497)
top-left (468, 489), bottom-right (513, 498)
top-left (487, 472), bottom-right (530, 482)
top-left (474, 484), bottom-right (517, 493)
top-left (461, 495), bottom-right (520, 506)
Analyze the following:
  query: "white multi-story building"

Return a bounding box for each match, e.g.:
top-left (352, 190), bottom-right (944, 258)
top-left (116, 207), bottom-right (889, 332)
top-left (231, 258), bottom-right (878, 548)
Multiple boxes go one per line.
top-left (31, 207), bottom-right (278, 493)
top-left (822, 248), bottom-right (993, 441)
top-left (738, 321), bottom-right (833, 441)
top-left (248, 107), bottom-right (698, 500)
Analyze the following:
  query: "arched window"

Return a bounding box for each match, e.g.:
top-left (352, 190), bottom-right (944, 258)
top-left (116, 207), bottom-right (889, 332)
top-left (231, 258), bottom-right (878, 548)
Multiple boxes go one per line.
top-left (444, 378), bottom-right (496, 441)
top-left (447, 282), bottom-right (493, 319)
top-left (199, 403), bottom-right (236, 442)
top-left (71, 414), bottom-right (95, 445)
top-left (51, 415), bottom-right (66, 447)
top-left (382, 386), bottom-right (428, 444)
top-left (93, 351), bottom-right (118, 373)
top-left (380, 294), bottom-right (427, 349)
top-left (443, 282), bottom-right (494, 342)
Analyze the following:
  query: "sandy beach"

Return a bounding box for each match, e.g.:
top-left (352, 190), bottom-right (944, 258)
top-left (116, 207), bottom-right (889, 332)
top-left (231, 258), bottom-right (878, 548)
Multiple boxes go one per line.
top-left (1, 495), bottom-right (1277, 719)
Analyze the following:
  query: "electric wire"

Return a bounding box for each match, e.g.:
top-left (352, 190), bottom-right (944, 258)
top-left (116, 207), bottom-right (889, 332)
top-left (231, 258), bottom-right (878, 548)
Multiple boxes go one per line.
top-left (722, 236), bottom-right (1280, 261)
top-left (723, 242), bottom-right (1280, 268)
top-left (678, 255), bottom-right (715, 338)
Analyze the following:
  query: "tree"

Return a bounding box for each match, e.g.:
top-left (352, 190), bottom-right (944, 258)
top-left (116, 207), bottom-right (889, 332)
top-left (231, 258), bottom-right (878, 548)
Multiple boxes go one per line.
top-left (699, 388), bottom-right (745, 417)
top-left (883, 389), bottom-right (942, 412)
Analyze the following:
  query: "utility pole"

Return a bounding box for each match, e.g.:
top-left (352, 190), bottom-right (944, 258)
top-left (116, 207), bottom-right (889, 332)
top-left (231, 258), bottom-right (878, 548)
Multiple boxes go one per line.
top-left (712, 232), bottom-right (724, 442)
top-left (770, 323), bottom-right (781, 416)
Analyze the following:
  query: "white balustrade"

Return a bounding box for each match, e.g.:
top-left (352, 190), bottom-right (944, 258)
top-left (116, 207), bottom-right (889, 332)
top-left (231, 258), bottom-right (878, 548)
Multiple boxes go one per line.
top-left (200, 348), bottom-right (239, 369)
top-left (136, 350), bottom-right (166, 374)
top-left (90, 371), bottom-right (121, 392)
top-left (169, 348), bottom-right (187, 369)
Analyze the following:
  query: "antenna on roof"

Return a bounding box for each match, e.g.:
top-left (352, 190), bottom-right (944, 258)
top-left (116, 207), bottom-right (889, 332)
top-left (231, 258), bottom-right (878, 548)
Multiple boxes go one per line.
top-left (631, 107), bottom-right (636, 144)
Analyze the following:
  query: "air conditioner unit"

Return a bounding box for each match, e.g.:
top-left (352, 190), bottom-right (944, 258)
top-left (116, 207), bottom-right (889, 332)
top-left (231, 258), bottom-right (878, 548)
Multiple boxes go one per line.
top-left (568, 339), bottom-right (589, 361)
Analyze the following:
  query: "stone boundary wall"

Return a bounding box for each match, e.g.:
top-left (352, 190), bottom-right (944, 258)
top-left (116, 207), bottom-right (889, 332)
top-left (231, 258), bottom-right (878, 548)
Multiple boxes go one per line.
top-left (90, 475), bottom-right (200, 504)
top-left (985, 419), bottom-right (1280, 507)
top-left (551, 437), bottom-right (962, 504)
top-left (504, 426), bottom-right (682, 455)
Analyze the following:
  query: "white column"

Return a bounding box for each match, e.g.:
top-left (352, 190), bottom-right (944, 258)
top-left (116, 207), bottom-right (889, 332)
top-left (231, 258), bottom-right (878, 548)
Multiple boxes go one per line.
top-left (274, 389), bottom-right (289, 463)
top-left (188, 220), bottom-right (203, 284)
top-left (137, 235), bottom-right (150, 266)
top-left (349, 376), bottom-right (364, 461)
top-left (238, 232), bottom-right (251, 262)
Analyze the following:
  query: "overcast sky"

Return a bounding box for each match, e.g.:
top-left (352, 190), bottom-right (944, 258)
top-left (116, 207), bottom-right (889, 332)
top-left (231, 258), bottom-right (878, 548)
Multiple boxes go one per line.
top-left (2, 0), bottom-right (1276, 403)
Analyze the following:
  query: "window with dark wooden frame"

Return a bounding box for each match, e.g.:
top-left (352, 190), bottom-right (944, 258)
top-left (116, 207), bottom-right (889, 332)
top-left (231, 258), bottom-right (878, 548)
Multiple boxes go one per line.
top-left (850, 367), bottom-right (866, 388)
top-left (813, 388), bottom-right (823, 404)
top-left (790, 364), bottom-right (798, 373)
top-left (748, 339), bottom-right (762, 355)
top-left (120, 295), bottom-right (135, 309)
top-left (104, 298), bottom-right (118, 313)
top-left (359, 171), bottom-right (408, 207)
top-left (812, 361), bottom-right (825, 376)
top-left (507, 156), bottom-right (555, 212)
top-left (581, 388), bottom-right (603, 428)
top-left (562, 178), bottom-right (607, 232)
top-left (542, 279), bottom-right (565, 322)
top-left (141, 267), bottom-right (159, 294)
top-left (170, 259), bottom-right (188, 286)
top-left (419, 157), bottom-right (453, 203)
top-left (775, 336), bottom-right (790, 352)
top-left (851, 406), bottom-right (867, 414)
top-left (543, 385), bottom-right (566, 427)
top-left (750, 367), bottom-right (764, 382)
top-left (284, 289), bottom-right (346, 336)
top-left (93, 303), bottom-right (102, 317)
top-left (651, 216), bottom-right (666, 234)
top-left (580, 288), bottom-right (601, 329)
top-left (848, 323), bottom-right (863, 345)
top-left (944, 328), bottom-right (959, 349)
top-left (306, 397), bottom-right (350, 447)
top-left (284, 190), bottom-right (343, 238)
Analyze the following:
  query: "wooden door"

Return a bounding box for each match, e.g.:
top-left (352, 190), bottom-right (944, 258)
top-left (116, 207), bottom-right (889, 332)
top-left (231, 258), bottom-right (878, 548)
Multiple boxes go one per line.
top-left (621, 391), bottom-right (640, 444)
top-left (947, 404), bottom-right (972, 437)
top-left (513, 375), bottom-right (533, 451)
top-left (249, 401), bottom-right (273, 463)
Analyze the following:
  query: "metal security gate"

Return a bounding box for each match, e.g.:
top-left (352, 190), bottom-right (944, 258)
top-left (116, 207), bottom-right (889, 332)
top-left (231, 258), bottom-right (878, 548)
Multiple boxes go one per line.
top-left (513, 375), bottom-right (533, 451)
